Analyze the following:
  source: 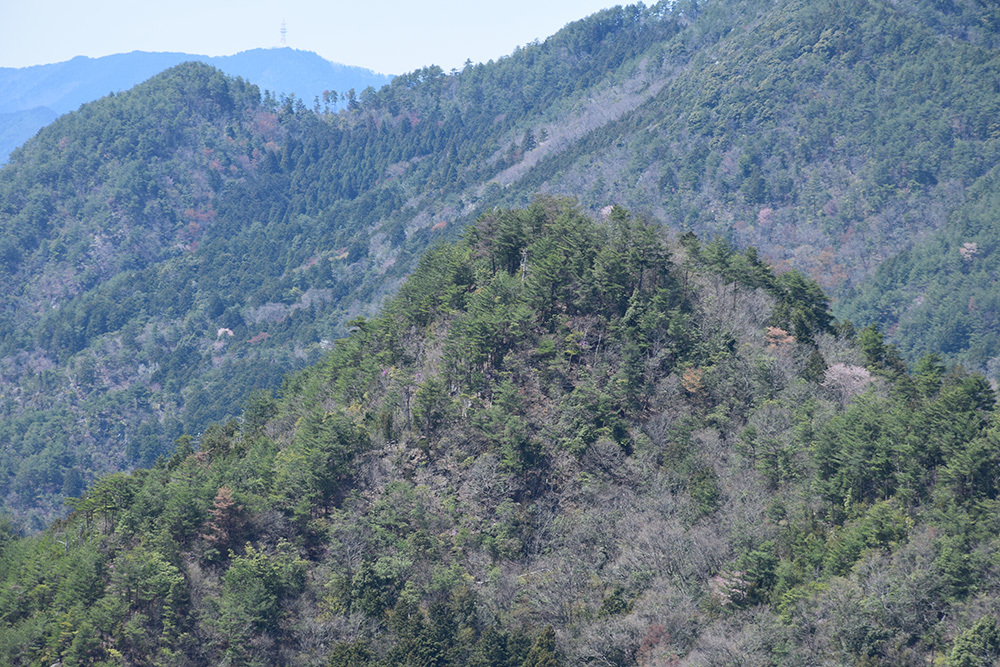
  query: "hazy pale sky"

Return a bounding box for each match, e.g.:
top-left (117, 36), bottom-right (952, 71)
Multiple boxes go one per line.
top-left (1, 0), bottom-right (619, 74)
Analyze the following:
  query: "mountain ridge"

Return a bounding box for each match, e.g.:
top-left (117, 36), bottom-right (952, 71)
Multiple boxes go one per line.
top-left (0, 201), bottom-right (996, 665)
top-left (0, 48), bottom-right (392, 163)
top-left (2, 2), bottom-right (1000, 661)
top-left (0, 0), bottom-right (998, 532)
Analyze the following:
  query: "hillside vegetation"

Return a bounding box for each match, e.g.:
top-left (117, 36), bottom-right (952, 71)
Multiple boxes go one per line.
top-left (0, 48), bottom-right (392, 162)
top-left (1, 0), bottom-right (999, 530)
top-left (0, 2), bottom-right (702, 524)
top-left (1, 202), bottom-right (999, 666)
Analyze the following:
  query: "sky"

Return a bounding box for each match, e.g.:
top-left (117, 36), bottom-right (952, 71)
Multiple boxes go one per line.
top-left (1, 0), bottom-right (619, 75)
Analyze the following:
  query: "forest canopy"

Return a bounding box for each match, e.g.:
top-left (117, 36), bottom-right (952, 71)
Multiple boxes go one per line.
top-left (0, 202), bottom-right (997, 665)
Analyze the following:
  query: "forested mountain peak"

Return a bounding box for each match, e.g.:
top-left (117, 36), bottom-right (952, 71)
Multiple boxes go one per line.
top-left (1, 202), bottom-right (998, 665)
top-left (0, 48), bottom-right (392, 163)
top-left (0, 2), bottom-right (708, 526)
top-left (0, 0), bottom-right (998, 544)
top-left (2, 0), bottom-right (1000, 663)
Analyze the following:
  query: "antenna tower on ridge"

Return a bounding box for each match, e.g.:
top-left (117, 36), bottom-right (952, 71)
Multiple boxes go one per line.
top-left (280, 20), bottom-right (288, 47)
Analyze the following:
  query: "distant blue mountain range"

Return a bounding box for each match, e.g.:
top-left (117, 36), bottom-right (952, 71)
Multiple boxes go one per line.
top-left (0, 48), bottom-right (393, 163)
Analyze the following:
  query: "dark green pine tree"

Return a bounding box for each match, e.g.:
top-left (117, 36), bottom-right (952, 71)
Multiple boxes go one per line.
top-left (521, 626), bottom-right (559, 667)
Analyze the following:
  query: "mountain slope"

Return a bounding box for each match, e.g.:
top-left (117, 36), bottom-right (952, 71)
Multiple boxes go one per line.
top-left (2, 0), bottom-right (1000, 525)
top-left (498, 0), bottom-right (1000, 290)
top-left (841, 165), bottom-right (1000, 372)
top-left (0, 4), bottom-right (698, 525)
top-left (0, 63), bottom-right (286, 525)
top-left (285, 0), bottom-right (1000, 370)
top-left (0, 203), bottom-right (997, 666)
top-left (0, 108), bottom-right (58, 164)
top-left (0, 48), bottom-right (391, 162)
